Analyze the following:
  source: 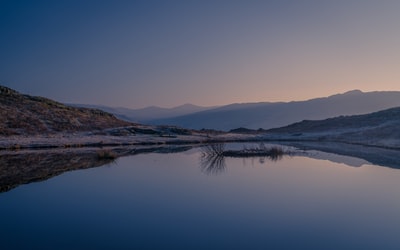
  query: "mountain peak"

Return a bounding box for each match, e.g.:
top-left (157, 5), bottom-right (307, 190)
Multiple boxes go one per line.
top-left (327, 89), bottom-right (364, 99)
top-left (175, 103), bottom-right (198, 109)
top-left (342, 89), bottom-right (363, 95)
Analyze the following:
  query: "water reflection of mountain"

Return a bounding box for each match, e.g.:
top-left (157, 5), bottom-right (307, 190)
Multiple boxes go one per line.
top-left (280, 141), bottom-right (400, 169)
top-left (0, 146), bottom-right (193, 193)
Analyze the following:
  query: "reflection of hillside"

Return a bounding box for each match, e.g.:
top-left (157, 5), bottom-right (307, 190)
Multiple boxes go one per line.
top-left (0, 150), bottom-right (112, 193)
top-left (0, 146), bottom-right (193, 193)
top-left (280, 142), bottom-right (400, 169)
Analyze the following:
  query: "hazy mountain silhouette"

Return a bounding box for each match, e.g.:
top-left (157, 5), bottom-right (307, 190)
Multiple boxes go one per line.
top-left (72, 103), bottom-right (215, 123)
top-left (150, 90), bottom-right (400, 130)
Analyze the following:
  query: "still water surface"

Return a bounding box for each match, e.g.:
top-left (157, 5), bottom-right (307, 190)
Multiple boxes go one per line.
top-left (2, 145), bottom-right (400, 249)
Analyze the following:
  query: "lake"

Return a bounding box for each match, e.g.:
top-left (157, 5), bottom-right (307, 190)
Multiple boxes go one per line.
top-left (1, 143), bottom-right (400, 249)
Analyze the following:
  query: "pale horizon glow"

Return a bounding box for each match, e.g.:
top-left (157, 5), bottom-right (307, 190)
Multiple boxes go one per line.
top-left (1, 1), bottom-right (400, 109)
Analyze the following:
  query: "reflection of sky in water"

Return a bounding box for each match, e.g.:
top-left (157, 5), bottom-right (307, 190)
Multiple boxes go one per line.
top-left (1, 149), bottom-right (400, 249)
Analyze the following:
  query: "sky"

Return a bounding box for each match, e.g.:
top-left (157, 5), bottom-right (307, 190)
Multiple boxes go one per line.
top-left (1, 0), bottom-right (400, 108)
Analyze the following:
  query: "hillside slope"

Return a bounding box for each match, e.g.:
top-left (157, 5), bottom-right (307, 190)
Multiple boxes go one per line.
top-left (0, 86), bottom-right (132, 136)
top-left (151, 90), bottom-right (400, 131)
top-left (265, 106), bottom-right (400, 147)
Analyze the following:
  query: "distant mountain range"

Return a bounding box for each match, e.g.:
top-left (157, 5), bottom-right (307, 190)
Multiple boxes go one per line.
top-left (0, 85), bottom-right (131, 136)
top-left (71, 103), bottom-right (215, 123)
top-left (2, 85), bottom-right (400, 150)
top-left (72, 90), bottom-right (400, 131)
top-left (148, 90), bottom-right (400, 130)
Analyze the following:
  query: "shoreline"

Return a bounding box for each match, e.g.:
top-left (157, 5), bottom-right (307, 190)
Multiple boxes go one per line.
top-left (0, 129), bottom-right (400, 151)
top-left (2, 135), bottom-right (400, 193)
top-left (0, 133), bottom-right (259, 151)
top-left (1, 131), bottom-right (400, 152)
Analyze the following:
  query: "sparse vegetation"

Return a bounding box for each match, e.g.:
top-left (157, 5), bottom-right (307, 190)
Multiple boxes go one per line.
top-left (0, 85), bottom-right (132, 136)
top-left (201, 143), bottom-right (225, 156)
top-left (202, 143), bottom-right (286, 159)
top-left (200, 144), bottom-right (226, 175)
top-left (97, 149), bottom-right (117, 160)
top-left (200, 143), bottom-right (289, 175)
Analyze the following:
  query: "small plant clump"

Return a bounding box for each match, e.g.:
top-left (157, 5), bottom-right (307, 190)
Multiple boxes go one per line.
top-left (200, 143), bottom-right (289, 175)
top-left (97, 149), bottom-right (117, 160)
top-left (201, 143), bottom-right (225, 156)
top-left (223, 145), bottom-right (285, 159)
top-left (202, 143), bottom-right (287, 160)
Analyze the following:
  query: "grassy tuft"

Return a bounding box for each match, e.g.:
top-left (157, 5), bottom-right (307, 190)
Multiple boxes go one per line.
top-left (97, 149), bottom-right (117, 160)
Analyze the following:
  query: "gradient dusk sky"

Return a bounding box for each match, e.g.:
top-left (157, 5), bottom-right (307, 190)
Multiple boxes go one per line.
top-left (1, 0), bottom-right (400, 108)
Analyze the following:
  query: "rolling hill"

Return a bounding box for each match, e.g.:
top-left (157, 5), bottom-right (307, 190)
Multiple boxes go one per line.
top-left (0, 85), bottom-right (132, 136)
top-left (264, 106), bottom-right (400, 148)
